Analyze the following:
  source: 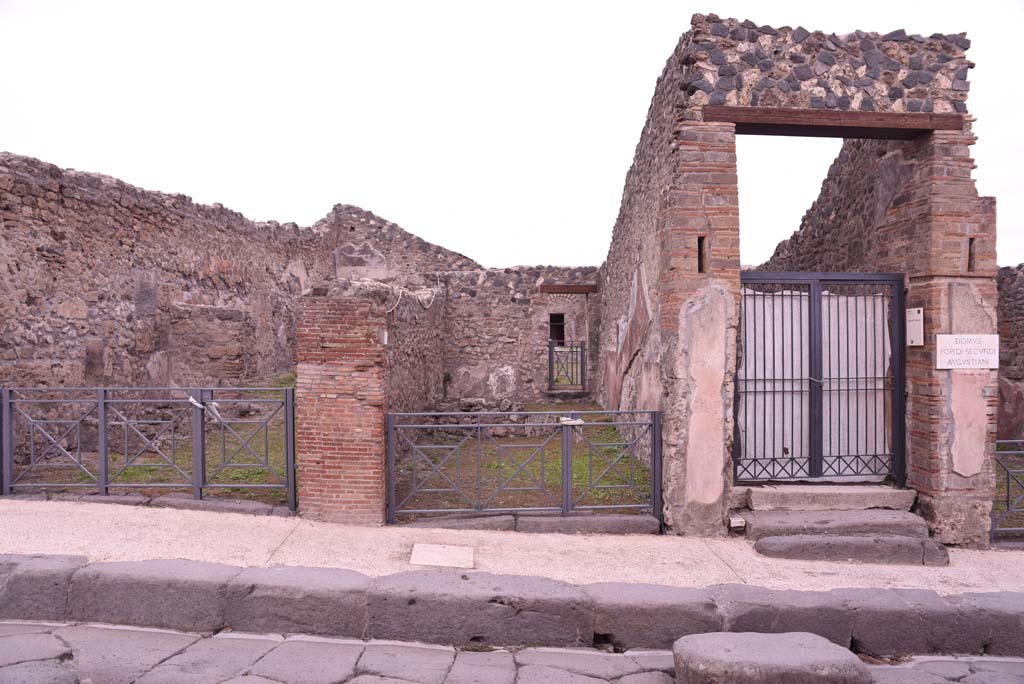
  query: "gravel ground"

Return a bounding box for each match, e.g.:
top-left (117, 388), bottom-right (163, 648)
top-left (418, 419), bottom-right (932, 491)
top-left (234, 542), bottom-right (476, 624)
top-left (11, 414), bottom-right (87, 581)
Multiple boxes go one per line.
top-left (1, 499), bottom-right (1022, 594)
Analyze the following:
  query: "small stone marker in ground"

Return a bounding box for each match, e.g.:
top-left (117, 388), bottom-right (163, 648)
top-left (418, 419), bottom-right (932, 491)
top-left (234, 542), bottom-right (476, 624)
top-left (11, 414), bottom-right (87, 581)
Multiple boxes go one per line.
top-left (673, 631), bottom-right (870, 684)
top-left (409, 543), bottom-right (475, 569)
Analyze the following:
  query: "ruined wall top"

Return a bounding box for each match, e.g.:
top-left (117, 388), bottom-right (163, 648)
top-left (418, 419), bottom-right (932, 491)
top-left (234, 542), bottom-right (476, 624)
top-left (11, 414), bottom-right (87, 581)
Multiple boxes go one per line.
top-left (679, 13), bottom-right (972, 115)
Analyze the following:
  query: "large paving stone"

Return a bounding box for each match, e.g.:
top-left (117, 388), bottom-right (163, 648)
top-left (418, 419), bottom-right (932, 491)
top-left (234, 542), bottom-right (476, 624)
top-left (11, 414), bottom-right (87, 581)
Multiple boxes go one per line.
top-left (868, 667), bottom-right (947, 683)
top-left (754, 535), bottom-right (949, 566)
top-left (516, 514), bottom-right (660, 535)
top-left (618, 673), bottom-right (674, 684)
top-left (711, 584), bottom-right (852, 647)
top-left (367, 571), bottom-right (594, 647)
top-left (134, 634), bottom-right (279, 684)
top-left (673, 631), bottom-right (871, 683)
top-left (446, 650), bottom-right (516, 684)
top-left (225, 565), bottom-right (369, 637)
top-left (68, 559), bottom-right (241, 632)
top-left (625, 650), bottom-right (675, 673)
top-left (0, 554), bottom-right (88, 621)
top-left (949, 593), bottom-right (1024, 657)
top-left (584, 583), bottom-right (719, 649)
top-left (356, 641), bottom-right (455, 684)
top-left (0, 632), bottom-right (70, 667)
top-left (54, 624), bottom-right (199, 684)
top-left (515, 665), bottom-right (607, 684)
top-left (0, 659), bottom-right (78, 684)
top-left (962, 673), bottom-right (1024, 683)
top-left (832, 589), bottom-right (980, 656)
top-left (249, 638), bottom-right (364, 684)
top-left (741, 510), bottom-right (929, 540)
top-left (150, 493), bottom-right (273, 515)
top-left (515, 647), bottom-right (645, 679)
top-left (0, 622), bottom-right (59, 637)
top-left (748, 485), bottom-right (916, 512)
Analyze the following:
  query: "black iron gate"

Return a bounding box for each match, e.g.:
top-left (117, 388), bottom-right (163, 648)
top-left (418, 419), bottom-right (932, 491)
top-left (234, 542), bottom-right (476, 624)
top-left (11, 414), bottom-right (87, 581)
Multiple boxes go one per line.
top-left (548, 340), bottom-right (586, 391)
top-left (733, 273), bottom-right (906, 484)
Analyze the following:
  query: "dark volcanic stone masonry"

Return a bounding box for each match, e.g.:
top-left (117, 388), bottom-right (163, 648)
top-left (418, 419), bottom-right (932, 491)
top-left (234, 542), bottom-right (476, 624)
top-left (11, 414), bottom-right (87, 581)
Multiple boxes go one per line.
top-left (681, 14), bottom-right (972, 114)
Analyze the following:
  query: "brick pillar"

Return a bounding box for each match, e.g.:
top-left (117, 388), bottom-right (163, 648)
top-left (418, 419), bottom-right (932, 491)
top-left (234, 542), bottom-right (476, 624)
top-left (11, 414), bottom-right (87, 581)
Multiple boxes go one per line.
top-left (295, 292), bottom-right (387, 524)
top-left (898, 129), bottom-right (998, 545)
top-left (658, 120), bottom-right (741, 535)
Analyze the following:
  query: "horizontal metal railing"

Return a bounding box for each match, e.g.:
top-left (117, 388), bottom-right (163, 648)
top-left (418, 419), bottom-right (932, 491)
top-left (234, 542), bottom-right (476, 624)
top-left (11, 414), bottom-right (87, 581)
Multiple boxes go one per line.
top-left (386, 409), bottom-right (661, 524)
top-left (993, 439), bottom-right (1024, 540)
top-left (0, 386), bottom-right (296, 510)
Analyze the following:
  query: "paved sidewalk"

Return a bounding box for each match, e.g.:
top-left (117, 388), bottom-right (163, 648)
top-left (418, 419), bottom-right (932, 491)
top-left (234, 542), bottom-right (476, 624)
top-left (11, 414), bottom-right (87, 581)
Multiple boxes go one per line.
top-left (1, 500), bottom-right (1022, 594)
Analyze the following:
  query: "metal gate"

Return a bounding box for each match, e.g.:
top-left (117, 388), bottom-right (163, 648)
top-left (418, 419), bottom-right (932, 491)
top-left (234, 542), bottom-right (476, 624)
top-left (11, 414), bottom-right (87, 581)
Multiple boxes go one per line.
top-left (993, 440), bottom-right (1024, 541)
top-left (1, 386), bottom-right (297, 510)
top-left (386, 409), bottom-right (660, 522)
top-left (548, 340), bottom-right (586, 391)
top-left (733, 273), bottom-right (906, 484)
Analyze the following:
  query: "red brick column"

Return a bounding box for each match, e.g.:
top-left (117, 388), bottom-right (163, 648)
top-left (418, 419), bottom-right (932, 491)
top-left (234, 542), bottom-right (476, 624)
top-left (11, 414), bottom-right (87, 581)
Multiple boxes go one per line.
top-left (657, 120), bottom-right (741, 535)
top-left (295, 292), bottom-right (387, 524)
top-left (897, 129), bottom-right (998, 545)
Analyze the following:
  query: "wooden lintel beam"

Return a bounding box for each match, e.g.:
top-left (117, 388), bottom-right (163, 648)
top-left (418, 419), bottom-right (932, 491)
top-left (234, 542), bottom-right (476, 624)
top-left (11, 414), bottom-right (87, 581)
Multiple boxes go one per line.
top-left (539, 284), bottom-right (599, 294)
top-left (702, 106), bottom-right (964, 140)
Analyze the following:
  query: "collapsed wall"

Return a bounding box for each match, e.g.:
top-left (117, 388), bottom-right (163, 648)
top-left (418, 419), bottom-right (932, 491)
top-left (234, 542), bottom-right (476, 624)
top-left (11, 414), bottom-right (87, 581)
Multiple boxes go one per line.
top-left (998, 265), bottom-right (1024, 439)
top-left (0, 152), bottom-right (478, 388)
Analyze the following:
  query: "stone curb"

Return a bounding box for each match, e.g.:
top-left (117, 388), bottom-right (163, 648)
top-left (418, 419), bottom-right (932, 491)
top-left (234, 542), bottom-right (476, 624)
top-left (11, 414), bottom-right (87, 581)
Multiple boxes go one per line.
top-left (1, 554), bottom-right (1022, 655)
top-left (406, 513), bottom-right (662, 535)
top-left (0, 492), bottom-right (294, 517)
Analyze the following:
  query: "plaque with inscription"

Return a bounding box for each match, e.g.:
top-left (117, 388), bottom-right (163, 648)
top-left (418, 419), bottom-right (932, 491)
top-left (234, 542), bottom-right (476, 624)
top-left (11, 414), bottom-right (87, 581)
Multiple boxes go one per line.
top-left (935, 334), bottom-right (999, 370)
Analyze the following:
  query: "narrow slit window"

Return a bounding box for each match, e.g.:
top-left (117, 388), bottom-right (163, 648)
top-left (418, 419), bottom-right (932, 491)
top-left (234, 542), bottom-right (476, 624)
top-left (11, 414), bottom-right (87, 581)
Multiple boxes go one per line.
top-left (697, 235), bottom-right (707, 273)
top-left (967, 237), bottom-right (976, 272)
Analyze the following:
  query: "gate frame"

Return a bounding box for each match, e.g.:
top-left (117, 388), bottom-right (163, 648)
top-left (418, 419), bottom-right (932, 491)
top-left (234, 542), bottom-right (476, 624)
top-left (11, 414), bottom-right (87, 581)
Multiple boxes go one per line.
top-left (735, 271), bottom-right (907, 486)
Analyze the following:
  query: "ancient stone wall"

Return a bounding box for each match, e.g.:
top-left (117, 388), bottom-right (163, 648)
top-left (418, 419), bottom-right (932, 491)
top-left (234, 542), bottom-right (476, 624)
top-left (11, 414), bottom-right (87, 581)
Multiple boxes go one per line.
top-left (998, 265), bottom-right (1024, 439)
top-left (441, 267), bottom-right (599, 407)
top-left (383, 283), bottom-right (445, 413)
top-left (0, 152), bottom-right (477, 389)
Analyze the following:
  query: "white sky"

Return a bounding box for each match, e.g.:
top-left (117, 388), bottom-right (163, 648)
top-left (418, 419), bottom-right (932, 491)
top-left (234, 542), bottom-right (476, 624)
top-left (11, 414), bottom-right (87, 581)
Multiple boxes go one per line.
top-left (1, 1), bottom-right (1021, 269)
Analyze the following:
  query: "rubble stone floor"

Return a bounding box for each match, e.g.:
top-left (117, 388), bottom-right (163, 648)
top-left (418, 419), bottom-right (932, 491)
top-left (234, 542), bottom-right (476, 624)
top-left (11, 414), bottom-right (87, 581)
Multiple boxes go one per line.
top-left (3, 621), bottom-right (1024, 684)
top-left (1, 500), bottom-right (1022, 594)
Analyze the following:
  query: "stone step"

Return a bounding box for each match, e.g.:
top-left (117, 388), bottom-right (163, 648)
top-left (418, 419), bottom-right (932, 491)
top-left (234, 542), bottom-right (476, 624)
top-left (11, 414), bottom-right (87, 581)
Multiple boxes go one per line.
top-left (747, 485), bottom-right (916, 512)
top-left (753, 535), bottom-right (950, 566)
top-left (673, 632), bottom-right (870, 684)
top-left (741, 509), bottom-right (929, 541)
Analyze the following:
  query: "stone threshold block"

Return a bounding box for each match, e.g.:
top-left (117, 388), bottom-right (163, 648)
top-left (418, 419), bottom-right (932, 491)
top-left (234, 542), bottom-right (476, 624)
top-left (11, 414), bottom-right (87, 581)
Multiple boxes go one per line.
top-left (367, 570), bottom-right (594, 647)
top-left (747, 485), bottom-right (917, 512)
top-left (673, 632), bottom-right (871, 684)
top-left (741, 509), bottom-right (929, 540)
top-left (754, 534), bottom-right (950, 566)
top-left (68, 559), bottom-right (242, 632)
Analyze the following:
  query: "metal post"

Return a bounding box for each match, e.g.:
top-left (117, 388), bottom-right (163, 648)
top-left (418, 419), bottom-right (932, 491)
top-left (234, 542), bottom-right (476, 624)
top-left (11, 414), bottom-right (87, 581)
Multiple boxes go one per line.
top-left (385, 413), bottom-right (397, 523)
top-left (891, 281), bottom-right (908, 488)
top-left (580, 341), bottom-right (587, 391)
top-left (652, 410), bottom-right (663, 532)
top-left (97, 388), bottom-right (108, 496)
top-left (561, 417), bottom-right (572, 516)
top-left (191, 389), bottom-right (205, 500)
top-left (808, 278), bottom-right (824, 478)
top-left (284, 387), bottom-right (297, 512)
top-left (1, 389), bottom-right (12, 495)
top-left (548, 339), bottom-right (555, 392)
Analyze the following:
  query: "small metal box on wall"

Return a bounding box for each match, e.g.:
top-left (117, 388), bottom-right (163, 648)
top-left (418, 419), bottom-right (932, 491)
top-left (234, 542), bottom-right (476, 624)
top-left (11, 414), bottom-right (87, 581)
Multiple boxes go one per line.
top-left (906, 307), bottom-right (924, 346)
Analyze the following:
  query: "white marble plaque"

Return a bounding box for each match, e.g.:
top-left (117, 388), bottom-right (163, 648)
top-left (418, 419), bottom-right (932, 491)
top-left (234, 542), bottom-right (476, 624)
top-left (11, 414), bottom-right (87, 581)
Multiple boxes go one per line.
top-left (935, 334), bottom-right (999, 369)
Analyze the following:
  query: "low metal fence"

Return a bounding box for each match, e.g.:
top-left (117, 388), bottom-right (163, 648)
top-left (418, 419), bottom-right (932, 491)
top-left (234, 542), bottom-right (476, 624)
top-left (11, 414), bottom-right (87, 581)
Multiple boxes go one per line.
top-left (386, 409), bottom-right (661, 523)
top-left (548, 340), bottom-right (586, 391)
top-left (993, 439), bottom-right (1024, 540)
top-left (1, 387), bottom-right (296, 510)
